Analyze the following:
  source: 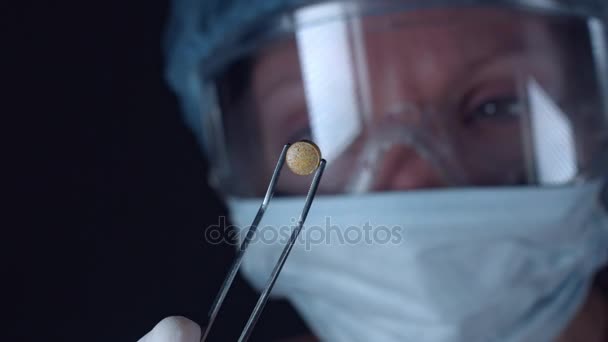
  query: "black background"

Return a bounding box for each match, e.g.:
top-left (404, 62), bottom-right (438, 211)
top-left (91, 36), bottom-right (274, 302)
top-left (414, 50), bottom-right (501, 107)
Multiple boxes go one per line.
top-left (8, 1), bottom-right (309, 341)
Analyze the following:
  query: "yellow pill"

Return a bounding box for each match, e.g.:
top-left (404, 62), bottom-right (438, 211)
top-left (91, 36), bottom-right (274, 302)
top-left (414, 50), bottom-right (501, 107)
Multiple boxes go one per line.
top-left (286, 140), bottom-right (322, 176)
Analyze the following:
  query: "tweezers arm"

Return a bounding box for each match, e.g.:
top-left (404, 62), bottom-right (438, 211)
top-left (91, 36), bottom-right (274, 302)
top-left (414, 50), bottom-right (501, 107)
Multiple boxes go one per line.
top-left (201, 144), bottom-right (291, 342)
top-left (238, 159), bottom-right (326, 342)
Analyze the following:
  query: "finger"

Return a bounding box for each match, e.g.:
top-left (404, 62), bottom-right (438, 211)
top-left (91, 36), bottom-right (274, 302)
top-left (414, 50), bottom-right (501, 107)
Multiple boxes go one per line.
top-left (139, 316), bottom-right (201, 342)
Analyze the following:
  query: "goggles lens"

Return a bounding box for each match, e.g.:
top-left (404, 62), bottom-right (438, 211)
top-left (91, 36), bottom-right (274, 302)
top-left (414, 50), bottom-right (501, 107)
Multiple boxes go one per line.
top-left (210, 4), bottom-right (608, 197)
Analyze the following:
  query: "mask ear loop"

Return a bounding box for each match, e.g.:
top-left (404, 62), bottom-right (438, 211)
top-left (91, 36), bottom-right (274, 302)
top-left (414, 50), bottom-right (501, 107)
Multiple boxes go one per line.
top-left (201, 142), bottom-right (327, 342)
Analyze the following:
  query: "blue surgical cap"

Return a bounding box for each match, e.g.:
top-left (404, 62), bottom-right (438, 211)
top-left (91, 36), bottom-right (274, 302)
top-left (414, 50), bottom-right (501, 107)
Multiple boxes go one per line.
top-left (164, 0), bottom-right (306, 148)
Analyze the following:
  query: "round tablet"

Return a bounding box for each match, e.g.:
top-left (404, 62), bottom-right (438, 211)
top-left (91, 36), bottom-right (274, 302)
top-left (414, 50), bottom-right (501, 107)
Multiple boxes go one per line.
top-left (286, 141), bottom-right (322, 176)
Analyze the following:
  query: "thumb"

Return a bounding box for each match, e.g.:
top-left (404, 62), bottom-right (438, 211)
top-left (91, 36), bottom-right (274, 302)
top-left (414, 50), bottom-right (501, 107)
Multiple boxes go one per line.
top-left (139, 316), bottom-right (201, 342)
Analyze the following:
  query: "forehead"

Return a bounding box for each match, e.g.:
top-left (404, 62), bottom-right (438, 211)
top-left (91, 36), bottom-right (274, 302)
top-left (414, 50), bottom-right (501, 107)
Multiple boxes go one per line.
top-left (252, 8), bottom-right (558, 93)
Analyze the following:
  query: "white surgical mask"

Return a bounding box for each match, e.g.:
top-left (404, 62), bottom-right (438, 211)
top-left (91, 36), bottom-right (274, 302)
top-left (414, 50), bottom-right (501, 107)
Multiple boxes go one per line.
top-left (227, 183), bottom-right (608, 342)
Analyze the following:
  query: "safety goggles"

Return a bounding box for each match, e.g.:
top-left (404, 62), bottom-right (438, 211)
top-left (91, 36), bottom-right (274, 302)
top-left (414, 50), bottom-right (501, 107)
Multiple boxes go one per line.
top-left (201, 1), bottom-right (608, 197)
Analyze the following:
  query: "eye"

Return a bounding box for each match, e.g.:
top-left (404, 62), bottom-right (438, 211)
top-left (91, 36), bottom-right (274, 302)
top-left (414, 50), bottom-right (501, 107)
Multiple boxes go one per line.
top-left (464, 96), bottom-right (524, 124)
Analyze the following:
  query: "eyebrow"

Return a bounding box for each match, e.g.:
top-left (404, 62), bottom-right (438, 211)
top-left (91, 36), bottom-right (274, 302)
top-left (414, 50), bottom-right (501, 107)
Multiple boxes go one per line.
top-left (462, 31), bottom-right (527, 71)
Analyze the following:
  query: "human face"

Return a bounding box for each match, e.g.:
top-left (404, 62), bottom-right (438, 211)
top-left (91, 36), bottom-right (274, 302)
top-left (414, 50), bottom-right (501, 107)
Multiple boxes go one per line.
top-left (216, 7), bottom-right (604, 197)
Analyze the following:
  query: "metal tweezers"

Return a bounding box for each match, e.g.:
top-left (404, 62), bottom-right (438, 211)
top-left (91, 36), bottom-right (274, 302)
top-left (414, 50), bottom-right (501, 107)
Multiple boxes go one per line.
top-left (201, 144), bottom-right (327, 342)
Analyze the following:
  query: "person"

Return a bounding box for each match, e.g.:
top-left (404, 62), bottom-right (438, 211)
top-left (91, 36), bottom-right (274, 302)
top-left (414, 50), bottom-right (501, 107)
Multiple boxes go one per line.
top-left (142, 0), bottom-right (608, 340)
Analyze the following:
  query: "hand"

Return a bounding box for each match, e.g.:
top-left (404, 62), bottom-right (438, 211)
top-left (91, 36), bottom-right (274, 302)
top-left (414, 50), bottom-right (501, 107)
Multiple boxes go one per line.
top-left (138, 316), bottom-right (201, 342)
